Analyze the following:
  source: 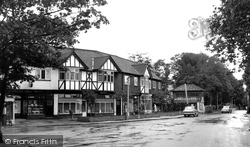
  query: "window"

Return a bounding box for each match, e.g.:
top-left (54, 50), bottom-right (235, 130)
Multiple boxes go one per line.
top-left (94, 102), bottom-right (114, 113)
top-left (98, 71), bottom-right (114, 82)
top-left (148, 80), bottom-right (151, 89)
top-left (140, 78), bottom-right (144, 86)
top-left (59, 69), bottom-right (81, 81)
top-left (35, 69), bottom-right (51, 80)
top-left (59, 72), bottom-right (65, 80)
top-left (158, 82), bottom-right (161, 89)
top-left (124, 75), bottom-right (130, 85)
top-left (134, 77), bottom-right (138, 86)
top-left (152, 81), bottom-right (156, 89)
top-left (98, 71), bottom-right (104, 81)
top-left (58, 102), bottom-right (82, 114)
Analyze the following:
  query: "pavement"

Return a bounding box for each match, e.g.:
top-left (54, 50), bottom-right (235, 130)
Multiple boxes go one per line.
top-left (2, 109), bottom-right (240, 128)
top-left (2, 113), bottom-right (184, 128)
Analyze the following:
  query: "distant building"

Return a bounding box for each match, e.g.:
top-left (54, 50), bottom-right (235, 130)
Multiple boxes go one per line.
top-left (172, 84), bottom-right (205, 112)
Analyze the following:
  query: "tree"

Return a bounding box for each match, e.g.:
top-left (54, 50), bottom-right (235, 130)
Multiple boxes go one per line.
top-left (82, 90), bottom-right (97, 116)
top-left (129, 52), bottom-right (153, 69)
top-left (206, 0), bottom-right (250, 68)
top-left (0, 0), bottom-right (109, 142)
top-left (153, 59), bottom-right (172, 111)
top-left (154, 59), bottom-right (171, 91)
top-left (170, 52), bottom-right (242, 106)
top-left (206, 0), bottom-right (250, 113)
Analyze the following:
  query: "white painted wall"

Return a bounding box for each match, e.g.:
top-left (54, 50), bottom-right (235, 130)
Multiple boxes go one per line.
top-left (18, 68), bottom-right (59, 90)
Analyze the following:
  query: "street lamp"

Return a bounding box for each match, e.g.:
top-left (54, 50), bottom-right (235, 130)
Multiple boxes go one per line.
top-left (126, 77), bottom-right (130, 120)
top-left (184, 83), bottom-right (189, 105)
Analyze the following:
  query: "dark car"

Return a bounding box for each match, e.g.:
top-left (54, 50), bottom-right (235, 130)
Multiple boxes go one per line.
top-left (221, 106), bottom-right (232, 113)
top-left (183, 106), bottom-right (199, 117)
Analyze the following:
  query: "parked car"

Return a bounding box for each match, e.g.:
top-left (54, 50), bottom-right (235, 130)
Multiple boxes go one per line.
top-left (221, 106), bottom-right (232, 113)
top-left (183, 106), bottom-right (199, 117)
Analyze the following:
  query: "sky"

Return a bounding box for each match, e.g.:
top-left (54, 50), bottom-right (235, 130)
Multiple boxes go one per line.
top-left (74, 0), bottom-right (243, 80)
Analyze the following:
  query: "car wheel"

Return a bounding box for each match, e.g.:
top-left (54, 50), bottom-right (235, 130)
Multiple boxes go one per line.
top-left (184, 115), bottom-right (186, 117)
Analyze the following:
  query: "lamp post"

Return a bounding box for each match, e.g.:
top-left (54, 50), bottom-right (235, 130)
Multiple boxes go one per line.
top-left (137, 96), bottom-right (140, 119)
top-left (184, 83), bottom-right (189, 105)
top-left (126, 77), bottom-right (130, 120)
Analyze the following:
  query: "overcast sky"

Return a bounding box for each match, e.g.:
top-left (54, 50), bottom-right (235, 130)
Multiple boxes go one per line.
top-left (74, 0), bottom-right (243, 79)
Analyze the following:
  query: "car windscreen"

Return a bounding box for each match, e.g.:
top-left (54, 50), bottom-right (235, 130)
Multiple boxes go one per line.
top-left (223, 106), bottom-right (229, 109)
top-left (185, 107), bottom-right (193, 110)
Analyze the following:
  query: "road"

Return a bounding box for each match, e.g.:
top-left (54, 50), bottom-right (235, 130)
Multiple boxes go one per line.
top-left (3, 110), bottom-right (250, 147)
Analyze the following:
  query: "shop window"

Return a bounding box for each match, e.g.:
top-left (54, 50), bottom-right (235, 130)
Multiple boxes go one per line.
top-left (94, 102), bottom-right (114, 113)
top-left (71, 103), bottom-right (76, 113)
top-left (58, 103), bottom-right (63, 113)
top-left (64, 103), bottom-right (69, 113)
top-left (94, 103), bottom-right (99, 113)
top-left (58, 102), bottom-right (82, 114)
top-left (77, 103), bottom-right (80, 113)
top-left (27, 99), bottom-right (44, 115)
top-left (101, 103), bottom-right (105, 113)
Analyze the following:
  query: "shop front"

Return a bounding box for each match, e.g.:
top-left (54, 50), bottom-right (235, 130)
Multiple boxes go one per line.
top-left (140, 94), bottom-right (152, 113)
top-left (57, 94), bottom-right (84, 117)
top-left (17, 93), bottom-right (54, 119)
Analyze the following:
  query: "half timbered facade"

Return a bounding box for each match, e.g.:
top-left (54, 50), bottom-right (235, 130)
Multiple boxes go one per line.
top-left (13, 48), bottom-right (162, 119)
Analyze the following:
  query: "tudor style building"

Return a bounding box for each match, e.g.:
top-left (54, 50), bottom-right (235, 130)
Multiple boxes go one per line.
top-left (13, 48), bottom-right (162, 119)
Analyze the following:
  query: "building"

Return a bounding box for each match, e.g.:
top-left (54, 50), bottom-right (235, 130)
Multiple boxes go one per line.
top-left (172, 84), bottom-right (205, 112)
top-left (12, 48), bottom-right (162, 119)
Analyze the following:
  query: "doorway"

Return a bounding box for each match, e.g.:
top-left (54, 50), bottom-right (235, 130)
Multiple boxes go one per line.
top-left (45, 99), bottom-right (54, 117)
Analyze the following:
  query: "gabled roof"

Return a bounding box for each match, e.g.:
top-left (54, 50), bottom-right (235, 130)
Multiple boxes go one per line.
top-left (93, 56), bottom-right (110, 69)
top-left (149, 70), bottom-right (162, 81)
top-left (60, 48), bottom-right (88, 69)
top-left (132, 64), bottom-right (148, 76)
top-left (59, 48), bottom-right (73, 62)
top-left (59, 48), bottom-right (162, 80)
top-left (172, 84), bottom-right (204, 92)
top-left (74, 48), bottom-right (109, 69)
top-left (110, 55), bottom-right (139, 75)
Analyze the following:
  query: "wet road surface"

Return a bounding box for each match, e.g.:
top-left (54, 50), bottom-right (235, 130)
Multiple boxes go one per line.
top-left (3, 110), bottom-right (250, 147)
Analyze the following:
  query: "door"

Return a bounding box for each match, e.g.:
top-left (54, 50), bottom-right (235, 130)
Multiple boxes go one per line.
top-left (45, 99), bottom-right (54, 117)
top-left (116, 100), bottom-right (121, 115)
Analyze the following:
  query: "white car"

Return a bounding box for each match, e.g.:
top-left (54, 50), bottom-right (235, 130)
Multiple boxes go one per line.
top-left (221, 106), bottom-right (232, 113)
top-left (183, 106), bottom-right (199, 117)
